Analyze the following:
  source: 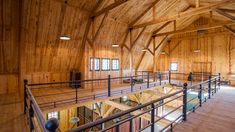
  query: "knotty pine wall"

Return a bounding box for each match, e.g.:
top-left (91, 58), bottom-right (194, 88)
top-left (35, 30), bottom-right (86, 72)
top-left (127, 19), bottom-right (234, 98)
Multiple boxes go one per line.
top-left (156, 29), bottom-right (235, 84)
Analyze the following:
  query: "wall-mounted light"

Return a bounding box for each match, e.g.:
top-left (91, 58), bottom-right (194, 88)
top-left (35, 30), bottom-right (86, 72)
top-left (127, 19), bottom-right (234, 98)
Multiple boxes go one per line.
top-left (161, 51), bottom-right (166, 54)
top-left (112, 44), bottom-right (119, 47)
top-left (193, 49), bottom-right (201, 53)
top-left (60, 35), bottom-right (70, 40)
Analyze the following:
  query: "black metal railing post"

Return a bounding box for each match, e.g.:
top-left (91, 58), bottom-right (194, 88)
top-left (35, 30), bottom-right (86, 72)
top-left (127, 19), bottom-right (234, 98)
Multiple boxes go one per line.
top-left (129, 119), bottom-right (133, 132)
top-left (214, 78), bottom-right (217, 94)
top-left (151, 103), bottom-right (155, 132)
top-left (131, 76), bottom-right (133, 92)
top-left (218, 73), bottom-right (221, 90)
top-left (158, 71), bottom-right (162, 85)
top-left (108, 75), bottom-right (111, 97)
top-left (29, 100), bottom-right (34, 132)
top-left (208, 76), bottom-right (211, 99)
top-left (199, 84), bottom-right (202, 107)
top-left (76, 86), bottom-right (78, 103)
top-left (24, 79), bottom-right (28, 114)
top-left (147, 72), bottom-right (150, 88)
top-left (183, 83), bottom-right (188, 121)
top-left (169, 70), bottom-right (171, 84)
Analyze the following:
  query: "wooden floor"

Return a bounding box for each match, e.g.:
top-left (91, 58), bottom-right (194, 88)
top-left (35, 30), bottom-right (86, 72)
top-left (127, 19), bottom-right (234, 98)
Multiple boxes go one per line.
top-left (174, 85), bottom-right (235, 132)
top-left (0, 93), bottom-right (27, 132)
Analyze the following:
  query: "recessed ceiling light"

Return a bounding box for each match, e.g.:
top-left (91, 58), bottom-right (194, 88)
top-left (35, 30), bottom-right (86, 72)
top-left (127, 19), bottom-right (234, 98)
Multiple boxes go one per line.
top-left (60, 36), bottom-right (70, 40)
top-left (112, 44), bottom-right (119, 47)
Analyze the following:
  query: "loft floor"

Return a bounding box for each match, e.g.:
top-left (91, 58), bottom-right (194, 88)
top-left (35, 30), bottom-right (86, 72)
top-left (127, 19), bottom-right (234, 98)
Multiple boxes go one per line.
top-left (173, 85), bottom-right (235, 132)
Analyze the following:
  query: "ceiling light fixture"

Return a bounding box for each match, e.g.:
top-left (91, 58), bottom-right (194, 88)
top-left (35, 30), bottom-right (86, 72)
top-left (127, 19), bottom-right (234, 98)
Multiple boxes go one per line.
top-left (112, 44), bottom-right (119, 47)
top-left (142, 48), bottom-right (148, 52)
top-left (161, 51), bottom-right (166, 54)
top-left (60, 35), bottom-right (70, 40)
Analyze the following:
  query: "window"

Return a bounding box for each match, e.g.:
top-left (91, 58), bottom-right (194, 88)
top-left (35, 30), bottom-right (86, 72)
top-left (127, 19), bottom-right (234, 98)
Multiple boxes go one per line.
top-left (170, 62), bottom-right (178, 71)
top-left (47, 112), bottom-right (59, 119)
top-left (112, 59), bottom-right (119, 70)
top-left (102, 58), bottom-right (110, 71)
top-left (90, 58), bottom-right (100, 71)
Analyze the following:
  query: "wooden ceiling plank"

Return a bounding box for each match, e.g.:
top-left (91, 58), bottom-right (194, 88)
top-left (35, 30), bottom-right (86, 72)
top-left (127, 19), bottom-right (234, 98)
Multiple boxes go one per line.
top-left (153, 21), bottom-right (235, 37)
top-left (131, 0), bottom-right (235, 29)
top-left (92, 0), bottom-right (128, 17)
top-left (215, 9), bottom-right (235, 22)
top-left (129, 0), bottom-right (161, 26)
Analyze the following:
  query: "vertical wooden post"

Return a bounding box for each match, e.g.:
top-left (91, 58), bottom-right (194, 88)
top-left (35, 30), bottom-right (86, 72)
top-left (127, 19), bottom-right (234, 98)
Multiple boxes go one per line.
top-left (108, 75), bottom-right (111, 97)
top-left (116, 125), bottom-right (119, 132)
top-left (129, 28), bottom-right (133, 76)
top-left (208, 76), bottom-right (211, 99)
top-left (183, 83), bottom-right (188, 121)
top-left (76, 87), bottom-right (78, 103)
top-left (199, 84), bottom-right (202, 107)
top-left (153, 37), bottom-right (156, 73)
top-left (151, 103), bottom-right (155, 132)
top-left (24, 80), bottom-right (28, 114)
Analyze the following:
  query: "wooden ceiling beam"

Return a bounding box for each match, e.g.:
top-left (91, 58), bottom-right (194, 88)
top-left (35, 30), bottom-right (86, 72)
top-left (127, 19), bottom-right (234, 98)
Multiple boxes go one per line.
top-left (218, 8), bottom-right (235, 13)
top-left (215, 9), bottom-right (235, 22)
top-left (130, 27), bottom-right (146, 49)
top-left (129, 0), bottom-right (161, 26)
top-left (154, 36), bottom-right (168, 51)
top-left (224, 25), bottom-right (235, 36)
top-left (91, 0), bottom-right (128, 17)
top-left (131, 0), bottom-right (235, 29)
top-left (153, 21), bottom-right (235, 37)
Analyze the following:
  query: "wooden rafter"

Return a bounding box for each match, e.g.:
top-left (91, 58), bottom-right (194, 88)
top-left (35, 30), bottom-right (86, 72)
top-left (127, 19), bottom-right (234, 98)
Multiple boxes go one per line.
top-left (135, 36), bottom-right (152, 70)
top-left (224, 26), bottom-right (235, 36)
top-left (153, 21), bottom-right (235, 37)
top-left (129, 0), bottom-right (161, 26)
top-left (215, 9), bottom-right (235, 22)
top-left (130, 27), bottom-right (146, 49)
top-left (77, 0), bottom-right (103, 69)
top-left (218, 8), bottom-right (235, 13)
top-left (154, 36), bottom-right (168, 51)
top-left (169, 40), bottom-right (182, 54)
top-left (131, 0), bottom-right (235, 29)
top-left (92, 0), bottom-right (128, 17)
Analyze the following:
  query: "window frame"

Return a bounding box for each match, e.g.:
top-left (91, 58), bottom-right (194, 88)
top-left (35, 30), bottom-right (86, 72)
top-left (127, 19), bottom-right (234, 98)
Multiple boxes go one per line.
top-left (112, 58), bottom-right (119, 71)
top-left (90, 57), bottom-right (100, 71)
top-left (170, 62), bottom-right (178, 71)
top-left (101, 58), bottom-right (110, 71)
top-left (47, 111), bottom-right (60, 120)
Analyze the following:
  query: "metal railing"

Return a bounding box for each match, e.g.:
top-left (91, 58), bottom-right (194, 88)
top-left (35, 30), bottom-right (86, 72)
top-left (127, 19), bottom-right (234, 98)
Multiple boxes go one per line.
top-left (24, 72), bottom-right (221, 132)
top-left (68, 74), bottom-right (221, 132)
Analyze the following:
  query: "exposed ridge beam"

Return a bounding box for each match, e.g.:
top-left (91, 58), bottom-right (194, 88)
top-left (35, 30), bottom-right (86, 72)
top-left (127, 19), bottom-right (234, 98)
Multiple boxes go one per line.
top-left (131, 0), bottom-right (235, 29)
top-left (215, 9), bottom-right (235, 22)
top-left (153, 21), bottom-right (235, 37)
top-left (92, 0), bottom-right (128, 17)
top-left (129, 0), bottom-right (161, 26)
top-left (224, 25), bottom-right (235, 36)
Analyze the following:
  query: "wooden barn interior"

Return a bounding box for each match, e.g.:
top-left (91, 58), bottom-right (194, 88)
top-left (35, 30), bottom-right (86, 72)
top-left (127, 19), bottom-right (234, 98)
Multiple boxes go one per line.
top-left (1, 0), bottom-right (235, 131)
